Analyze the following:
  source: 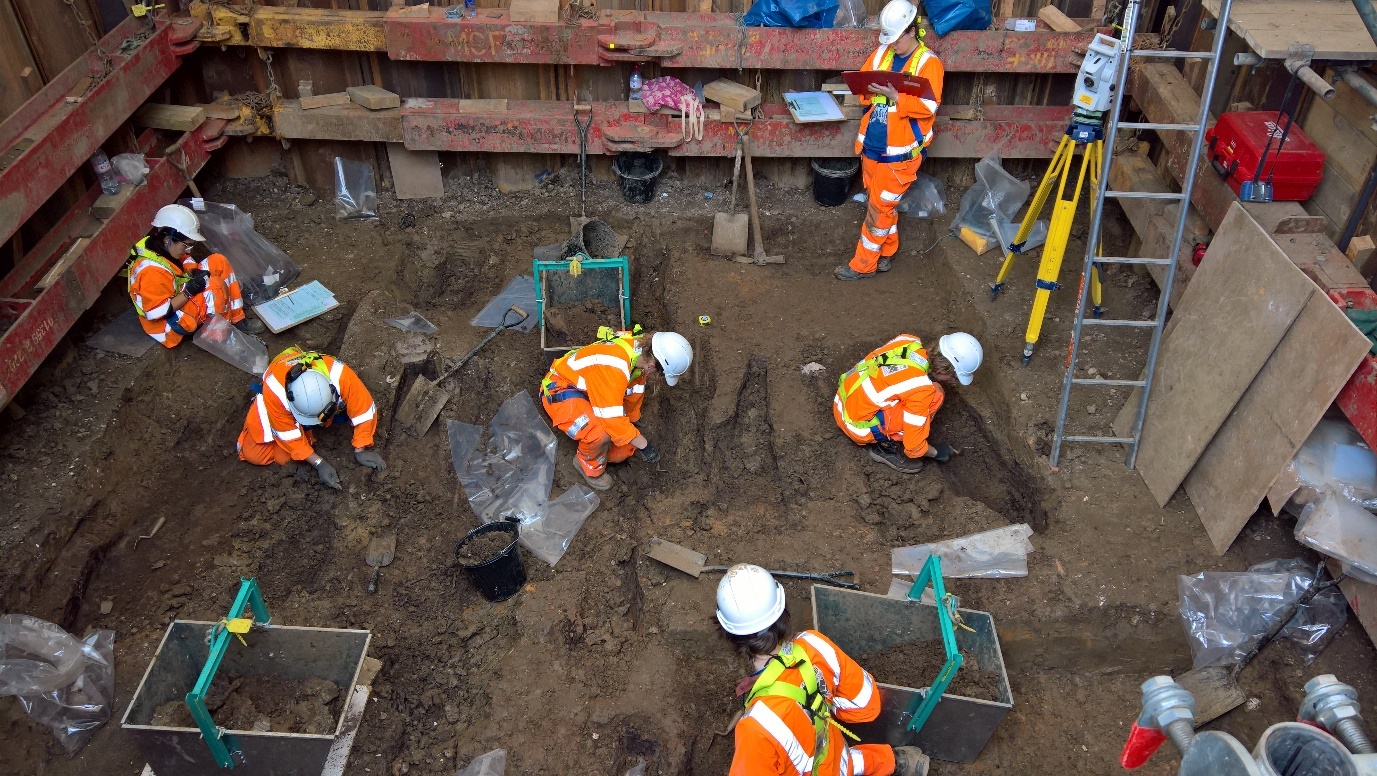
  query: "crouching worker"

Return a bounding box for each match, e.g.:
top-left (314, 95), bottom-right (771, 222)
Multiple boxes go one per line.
top-left (237, 347), bottom-right (385, 490)
top-left (540, 325), bottom-right (692, 491)
top-left (127, 204), bottom-right (264, 347)
top-left (833, 332), bottom-right (982, 474)
top-left (716, 564), bottom-right (930, 776)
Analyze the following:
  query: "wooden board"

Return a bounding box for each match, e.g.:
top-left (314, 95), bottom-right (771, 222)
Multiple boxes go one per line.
top-left (1201, 0), bottom-right (1377, 60)
top-left (90, 184), bottom-right (137, 219)
top-left (1348, 235), bottom-right (1377, 280)
top-left (35, 237), bottom-right (88, 289)
top-left (644, 537), bottom-right (706, 577)
top-left (347, 84), bottom-right (401, 111)
top-left (300, 92), bottom-right (351, 110)
top-left (1038, 4), bottom-right (1082, 32)
top-left (508, 0), bottom-right (560, 22)
top-left (704, 78), bottom-right (761, 113)
top-left (1300, 90), bottom-right (1377, 191)
top-left (1184, 290), bottom-right (1370, 553)
top-left (133, 104), bottom-right (206, 132)
top-left (1133, 203), bottom-right (1314, 506)
top-left (386, 144), bottom-right (444, 200)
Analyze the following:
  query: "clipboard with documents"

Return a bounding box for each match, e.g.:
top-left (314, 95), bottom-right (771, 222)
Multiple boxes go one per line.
top-left (252, 280), bottom-right (339, 333)
top-left (841, 70), bottom-right (937, 103)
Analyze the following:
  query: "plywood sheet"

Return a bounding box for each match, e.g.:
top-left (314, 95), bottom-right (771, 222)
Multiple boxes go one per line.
top-left (1202, 0), bottom-right (1377, 60)
top-left (1184, 291), bottom-right (1369, 553)
top-left (385, 143), bottom-right (443, 200)
top-left (1134, 203), bottom-right (1314, 506)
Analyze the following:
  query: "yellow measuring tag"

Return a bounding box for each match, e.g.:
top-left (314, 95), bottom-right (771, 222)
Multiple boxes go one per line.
top-left (221, 618), bottom-right (253, 646)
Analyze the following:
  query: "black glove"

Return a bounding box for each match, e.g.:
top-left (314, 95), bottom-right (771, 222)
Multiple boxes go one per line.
top-left (354, 449), bottom-right (386, 471)
top-left (638, 443), bottom-right (661, 463)
top-left (313, 458), bottom-right (342, 490)
top-left (930, 443), bottom-right (955, 463)
top-left (181, 269), bottom-right (210, 297)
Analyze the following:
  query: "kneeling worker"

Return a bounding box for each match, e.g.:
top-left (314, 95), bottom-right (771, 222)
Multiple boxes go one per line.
top-left (237, 347), bottom-right (386, 489)
top-left (127, 204), bottom-right (264, 346)
top-left (540, 325), bottom-right (692, 491)
top-left (833, 332), bottom-right (982, 473)
top-left (717, 564), bottom-right (930, 776)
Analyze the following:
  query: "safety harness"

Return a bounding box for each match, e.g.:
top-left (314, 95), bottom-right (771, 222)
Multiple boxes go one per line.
top-left (866, 42), bottom-right (933, 164)
top-left (745, 642), bottom-right (859, 771)
top-left (541, 325), bottom-right (643, 403)
top-left (127, 237), bottom-right (189, 318)
top-left (836, 338), bottom-right (930, 437)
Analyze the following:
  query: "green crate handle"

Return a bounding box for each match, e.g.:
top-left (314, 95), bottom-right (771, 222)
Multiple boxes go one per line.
top-left (901, 555), bottom-right (962, 735)
top-left (185, 578), bottom-right (271, 768)
top-left (533, 256), bottom-right (633, 349)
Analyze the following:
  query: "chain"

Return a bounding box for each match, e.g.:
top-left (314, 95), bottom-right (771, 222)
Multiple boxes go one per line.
top-left (1103, 0), bottom-right (1123, 27)
top-left (1155, 0), bottom-right (1193, 49)
top-left (227, 49), bottom-right (280, 131)
top-left (969, 73), bottom-right (986, 121)
top-left (563, 0), bottom-right (596, 25)
top-left (63, 0), bottom-right (113, 97)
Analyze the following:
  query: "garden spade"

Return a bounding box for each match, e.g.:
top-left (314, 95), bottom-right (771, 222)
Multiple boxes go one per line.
top-left (396, 305), bottom-right (528, 437)
top-left (645, 537), bottom-right (858, 588)
top-left (366, 533), bottom-right (396, 594)
top-left (711, 131), bottom-right (749, 257)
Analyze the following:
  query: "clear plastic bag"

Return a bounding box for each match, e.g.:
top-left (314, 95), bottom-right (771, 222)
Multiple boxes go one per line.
top-left (952, 152), bottom-right (1030, 239)
top-left (1293, 419), bottom-right (1377, 507)
top-left (111, 153), bottom-right (149, 186)
top-left (624, 760), bottom-right (647, 776)
top-left (991, 213), bottom-right (1048, 254)
top-left (832, 0), bottom-right (866, 28)
top-left (182, 201), bottom-right (301, 307)
top-left (522, 484), bottom-right (600, 566)
top-left (0, 615), bottom-right (115, 754)
top-left (455, 748), bottom-right (506, 776)
top-left (334, 157), bottom-right (378, 221)
top-left (192, 315), bottom-right (268, 375)
top-left (1295, 493), bottom-right (1377, 579)
top-left (892, 524), bottom-right (1035, 579)
top-left (384, 311), bottom-right (438, 335)
top-left (471, 275), bottom-right (538, 333)
top-left (897, 172), bottom-right (946, 219)
top-left (1178, 559), bottom-right (1347, 669)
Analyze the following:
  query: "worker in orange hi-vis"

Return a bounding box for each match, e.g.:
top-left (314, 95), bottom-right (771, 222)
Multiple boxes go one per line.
top-left (835, 0), bottom-right (944, 281)
top-left (716, 564), bottom-right (931, 776)
top-left (237, 347), bottom-right (385, 490)
top-left (834, 332), bottom-right (982, 474)
top-left (127, 204), bottom-right (265, 347)
top-left (539, 325), bottom-right (693, 491)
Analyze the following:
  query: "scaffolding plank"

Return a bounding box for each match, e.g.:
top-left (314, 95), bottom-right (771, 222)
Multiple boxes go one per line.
top-left (1202, 0), bottom-right (1377, 59)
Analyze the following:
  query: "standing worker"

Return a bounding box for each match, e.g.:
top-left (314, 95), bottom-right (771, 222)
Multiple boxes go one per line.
top-left (717, 564), bottom-right (930, 776)
top-left (127, 204), bottom-right (264, 346)
top-left (833, 333), bottom-right (982, 473)
top-left (540, 325), bottom-right (692, 491)
top-left (836, 0), bottom-right (944, 281)
top-left (237, 346), bottom-right (386, 490)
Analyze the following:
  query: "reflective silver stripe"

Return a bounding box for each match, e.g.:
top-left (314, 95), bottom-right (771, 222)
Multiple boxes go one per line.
top-left (919, 97), bottom-right (939, 113)
top-left (142, 299), bottom-right (171, 319)
top-left (902, 411), bottom-right (928, 427)
top-left (850, 747), bottom-right (865, 775)
top-left (915, 49), bottom-right (932, 72)
top-left (860, 235), bottom-right (882, 252)
top-left (834, 396), bottom-right (874, 436)
top-left (255, 395), bottom-right (273, 443)
top-left (576, 376), bottom-right (587, 390)
top-left (265, 374), bottom-right (290, 408)
top-left (856, 132), bottom-right (866, 144)
top-left (885, 141), bottom-right (920, 155)
top-left (351, 404), bottom-right (376, 425)
top-left (877, 375), bottom-right (931, 400)
top-left (592, 405), bottom-right (625, 419)
top-left (275, 426), bottom-right (303, 441)
top-left (747, 702), bottom-right (813, 775)
top-left (229, 299), bottom-right (244, 310)
top-left (146, 328), bottom-right (167, 343)
top-left (870, 45), bottom-right (888, 69)
top-left (796, 633), bottom-right (842, 685)
top-left (879, 190), bottom-right (903, 202)
top-left (870, 225), bottom-right (897, 236)
top-left (565, 352), bottom-right (631, 378)
top-left (328, 359), bottom-right (345, 391)
top-left (833, 671), bottom-right (875, 711)
top-left (626, 384), bottom-right (645, 395)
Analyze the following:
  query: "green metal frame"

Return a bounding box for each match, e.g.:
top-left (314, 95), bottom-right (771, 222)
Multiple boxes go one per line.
top-left (902, 555), bottom-right (962, 735)
top-left (186, 578), bottom-right (272, 768)
top-left (532, 255), bottom-right (633, 352)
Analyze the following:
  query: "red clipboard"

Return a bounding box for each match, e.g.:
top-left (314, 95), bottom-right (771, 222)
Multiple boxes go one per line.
top-left (841, 70), bottom-right (936, 103)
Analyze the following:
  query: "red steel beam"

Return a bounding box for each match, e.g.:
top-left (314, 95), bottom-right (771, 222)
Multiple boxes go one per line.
top-left (403, 101), bottom-right (1071, 157)
top-left (0, 123), bottom-right (224, 406)
top-left (0, 14), bottom-right (202, 249)
top-left (383, 8), bottom-right (1095, 72)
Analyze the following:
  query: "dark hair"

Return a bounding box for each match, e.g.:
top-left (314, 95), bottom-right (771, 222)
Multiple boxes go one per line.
top-left (145, 226), bottom-right (178, 260)
top-left (931, 351), bottom-right (954, 376)
top-left (727, 608), bottom-right (792, 658)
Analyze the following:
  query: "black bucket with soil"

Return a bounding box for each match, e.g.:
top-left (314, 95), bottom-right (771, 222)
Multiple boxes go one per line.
top-left (612, 152), bottom-right (664, 204)
top-left (455, 520), bottom-right (525, 602)
top-left (811, 157), bottom-right (859, 207)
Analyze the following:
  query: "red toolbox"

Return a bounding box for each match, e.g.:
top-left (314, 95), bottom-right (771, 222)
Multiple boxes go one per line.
top-left (1204, 111), bottom-right (1326, 201)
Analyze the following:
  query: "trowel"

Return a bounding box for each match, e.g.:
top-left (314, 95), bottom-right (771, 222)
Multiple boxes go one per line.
top-left (645, 537), bottom-right (858, 589)
top-left (366, 533), bottom-right (396, 594)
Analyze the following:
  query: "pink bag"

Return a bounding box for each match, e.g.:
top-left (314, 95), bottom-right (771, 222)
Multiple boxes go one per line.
top-left (639, 76), bottom-right (699, 113)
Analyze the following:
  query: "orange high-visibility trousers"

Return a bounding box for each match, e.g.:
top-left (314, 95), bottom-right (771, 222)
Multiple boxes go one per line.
top-left (196, 253), bottom-right (248, 324)
top-left (541, 391), bottom-right (635, 477)
top-left (237, 424), bottom-right (316, 466)
top-left (849, 157), bottom-right (922, 274)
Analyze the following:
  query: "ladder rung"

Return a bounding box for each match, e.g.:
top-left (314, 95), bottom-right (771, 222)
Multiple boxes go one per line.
top-left (1096, 256), bottom-right (1173, 265)
top-left (1117, 121), bottom-right (1199, 132)
top-left (1070, 378), bottom-right (1148, 386)
top-left (1105, 191), bottom-right (1186, 200)
top-left (1131, 50), bottom-right (1216, 60)
top-left (1082, 318), bottom-right (1159, 328)
top-left (1063, 435), bottom-right (1138, 444)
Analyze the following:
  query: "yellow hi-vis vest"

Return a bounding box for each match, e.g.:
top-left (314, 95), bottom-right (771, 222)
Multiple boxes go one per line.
top-left (835, 338), bottom-right (930, 430)
top-left (127, 237), bottom-right (187, 317)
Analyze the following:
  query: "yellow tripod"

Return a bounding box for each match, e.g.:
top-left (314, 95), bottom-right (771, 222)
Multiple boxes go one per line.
top-left (990, 123), bottom-right (1107, 364)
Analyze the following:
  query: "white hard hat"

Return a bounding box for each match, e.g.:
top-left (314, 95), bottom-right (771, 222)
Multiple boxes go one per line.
top-left (651, 331), bottom-right (693, 387)
top-left (716, 564), bottom-right (786, 636)
top-left (938, 332), bottom-right (983, 386)
top-left (878, 0), bottom-right (919, 45)
top-left (287, 369), bottom-right (335, 426)
top-left (151, 204), bottom-right (205, 242)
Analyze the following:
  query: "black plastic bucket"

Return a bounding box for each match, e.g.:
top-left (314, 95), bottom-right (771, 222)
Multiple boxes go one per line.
top-left (612, 152), bottom-right (664, 204)
top-left (455, 520), bottom-right (526, 602)
top-left (811, 158), bottom-right (860, 207)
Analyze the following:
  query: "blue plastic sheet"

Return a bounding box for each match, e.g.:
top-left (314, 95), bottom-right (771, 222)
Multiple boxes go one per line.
top-left (923, 0), bottom-right (992, 35)
top-left (742, 0), bottom-right (838, 28)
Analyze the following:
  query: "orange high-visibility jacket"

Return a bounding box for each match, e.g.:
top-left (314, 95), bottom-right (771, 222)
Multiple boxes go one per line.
top-left (729, 630), bottom-right (883, 776)
top-left (853, 44), bottom-right (945, 159)
top-left (243, 349), bottom-right (378, 461)
top-left (834, 334), bottom-right (945, 458)
top-left (544, 332), bottom-right (647, 446)
top-left (127, 237), bottom-right (199, 346)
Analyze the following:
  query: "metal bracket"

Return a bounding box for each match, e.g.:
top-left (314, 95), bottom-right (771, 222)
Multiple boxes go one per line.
top-left (187, 578), bottom-right (272, 769)
top-left (595, 15), bottom-right (683, 61)
top-left (901, 556), bottom-right (962, 736)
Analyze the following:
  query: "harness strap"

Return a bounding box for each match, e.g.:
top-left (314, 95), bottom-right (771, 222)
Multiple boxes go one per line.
top-left (836, 340), bottom-right (929, 429)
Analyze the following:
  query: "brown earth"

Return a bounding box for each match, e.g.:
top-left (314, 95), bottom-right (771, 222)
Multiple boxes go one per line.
top-left (457, 530), bottom-right (516, 566)
top-left (858, 646), bottom-right (1003, 703)
top-left (544, 299), bottom-right (618, 348)
top-left (0, 160), bottom-right (1374, 776)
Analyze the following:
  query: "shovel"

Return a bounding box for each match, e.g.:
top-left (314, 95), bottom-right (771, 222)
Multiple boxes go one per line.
top-left (396, 305), bottom-right (529, 438)
top-left (366, 533), bottom-right (396, 594)
top-left (710, 129), bottom-right (749, 257)
top-left (735, 135), bottom-right (785, 266)
top-left (645, 537), bottom-right (858, 589)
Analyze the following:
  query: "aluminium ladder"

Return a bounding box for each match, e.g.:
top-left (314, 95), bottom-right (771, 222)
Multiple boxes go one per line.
top-left (1050, 0), bottom-right (1234, 469)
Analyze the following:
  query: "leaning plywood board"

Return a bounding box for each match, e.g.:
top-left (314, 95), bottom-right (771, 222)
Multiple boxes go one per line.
top-left (385, 144), bottom-right (444, 200)
top-left (1184, 291), bottom-right (1369, 553)
top-left (1132, 203), bottom-right (1314, 506)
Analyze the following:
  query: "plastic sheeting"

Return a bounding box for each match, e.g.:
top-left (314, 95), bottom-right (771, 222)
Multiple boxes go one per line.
top-left (111, 153), bottom-right (149, 186)
top-left (742, 0), bottom-right (839, 28)
top-left (192, 315), bottom-right (268, 375)
top-left (1178, 558), bottom-right (1347, 669)
top-left (952, 152), bottom-right (1030, 241)
top-left (0, 615), bottom-right (115, 753)
top-left (334, 157), bottom-right (378, 221)
top-left (384, 311), bottom-right (439, 335)
top-left (182, 200), bottom-right (301, 307)
top-left (472, 275), bottom-right (539, 333)
top-left (1289, 418), bottom-right (1377, 508)
top-left (1296, 494), bottom-right (1377, 583)
top-left (832, 0), bottom-right (865, 27)
top-left (897, 172), bottom-right (947, 219)
top-left (922, 0), bottom-right (993, 35)
top-left (892, 524), bottom-right (1035, 579)
top-left (446, 392), bottom-right (599, 566)
top-left (455, 748), bottom-right (506, 776)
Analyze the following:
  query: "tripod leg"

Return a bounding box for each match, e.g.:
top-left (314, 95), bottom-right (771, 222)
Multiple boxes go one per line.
top-left (1023, 140), bottom-right (1095, 365)
top-left (993, 135), bottom-right (1072, 300)
top-left (1087, 140), bottom-right (1107, 318)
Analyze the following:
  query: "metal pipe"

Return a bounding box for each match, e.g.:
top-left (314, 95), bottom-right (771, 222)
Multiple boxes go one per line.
top-left (1339, 68), bottom-right (1377, 109)
top-left (1234, 52), bottom-right (1263, 66)
top-left (1286, 60), bottom-right (1337, 100)
top-left (1353, 0), bottom-right (1377, 48)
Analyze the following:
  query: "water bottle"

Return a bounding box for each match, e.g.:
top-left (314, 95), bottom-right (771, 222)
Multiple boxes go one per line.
top-left (629, 65), bottom-right (643, 102)
top-left (90, 150), bottom-right (120, 196)
top-left (464, 0), bottom-right (475, 18)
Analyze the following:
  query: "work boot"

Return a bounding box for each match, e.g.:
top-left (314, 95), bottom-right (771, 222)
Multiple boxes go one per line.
top-left (869, 446), bottom-right (925, 474)
top-left (877, 257), bottom-right (892, 272)
top-left (894, 746), bottom-right (930, 776)
top-left (235, 318), bottom-right (267, 335)
top-left (834, 265), bottom-right (875, 281)
top-left (576, 458), bottom-right (613, 491)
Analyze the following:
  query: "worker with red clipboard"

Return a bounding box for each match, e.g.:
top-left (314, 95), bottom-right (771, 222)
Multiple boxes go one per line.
top-left (834, 0), bottom-right (944, 281)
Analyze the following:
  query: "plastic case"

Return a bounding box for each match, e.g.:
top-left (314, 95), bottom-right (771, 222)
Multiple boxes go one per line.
top-left (1204, 111), bottom-right (1326, 202)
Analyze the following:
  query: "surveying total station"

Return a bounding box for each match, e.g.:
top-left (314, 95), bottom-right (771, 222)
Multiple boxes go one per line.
top-left (990, 32), bottom-right (1123, 365)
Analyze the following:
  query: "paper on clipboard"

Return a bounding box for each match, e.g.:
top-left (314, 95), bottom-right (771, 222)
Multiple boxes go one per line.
top-left (841, 70), bottom-right (937, 103)
top-left (784, 92), bottom-right (846, 123)
top-left (252, 280), bottom-right (339, 333)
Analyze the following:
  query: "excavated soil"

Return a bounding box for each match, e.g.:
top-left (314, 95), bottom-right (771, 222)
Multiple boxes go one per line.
top-left (1, 162), bottom-right (1375, 776)
top-left (148, 674), bottom-right (340, 734)
top-left (859, 645), bottom-right (1003, 702)
top-left (456, 531), bottom-right (515, 565)
top-left (544, 299), bottom-right (618, 348)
